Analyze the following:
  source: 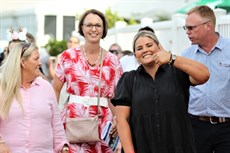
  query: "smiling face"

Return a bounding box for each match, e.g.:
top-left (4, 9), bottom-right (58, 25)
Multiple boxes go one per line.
top-left (81, 13), bottom-right (104, 43)
top-left (134, 36), bottom-right (160, 66)
top-left (21, 49), bottom-right (41, 80)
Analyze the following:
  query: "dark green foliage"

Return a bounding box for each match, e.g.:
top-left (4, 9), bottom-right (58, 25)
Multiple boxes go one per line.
top-left (44, 39), bottom-right (67, 56)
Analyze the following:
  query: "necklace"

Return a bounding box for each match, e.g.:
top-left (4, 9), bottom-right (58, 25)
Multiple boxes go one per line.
top-left (83, 45), bottom-right (102, 67)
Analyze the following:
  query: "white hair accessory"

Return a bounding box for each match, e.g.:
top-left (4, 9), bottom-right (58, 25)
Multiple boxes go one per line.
top-left (7, 27), bottom-right (27, 41)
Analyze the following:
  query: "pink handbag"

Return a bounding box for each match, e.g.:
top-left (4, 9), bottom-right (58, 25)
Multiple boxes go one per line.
top-left (66, 115), bottom-right (100, 143)
top-left (65, 49), bottom-right (104, 143)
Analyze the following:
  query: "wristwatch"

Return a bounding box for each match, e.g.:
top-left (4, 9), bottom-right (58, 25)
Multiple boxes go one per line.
top-left (169, 54), bottom-right (176, 65)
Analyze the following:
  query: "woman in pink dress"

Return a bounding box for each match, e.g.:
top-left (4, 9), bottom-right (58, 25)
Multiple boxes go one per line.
top-left (52, 9), bottom-right (123, 153)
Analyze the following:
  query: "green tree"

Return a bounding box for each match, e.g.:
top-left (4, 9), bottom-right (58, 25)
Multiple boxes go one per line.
top-left (44, 39), bottom-right (67, 56)
top-left (128, 17), bottom-right (138, 25)
top-left (105, 7), bottom-right (122, 28)
top-left (105, 7), bottom-right (139, 28)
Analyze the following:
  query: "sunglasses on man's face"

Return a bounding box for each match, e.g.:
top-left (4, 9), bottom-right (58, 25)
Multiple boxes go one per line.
top-left (109, 50), bottom-right (118, 55)
top-left (183, 21), bottom-right (210, 31)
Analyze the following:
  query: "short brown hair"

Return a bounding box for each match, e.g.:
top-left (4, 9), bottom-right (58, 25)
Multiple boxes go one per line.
top-left (187, 5), bottom-right (216, 26)
top-left (78, 9), bottom-right (108, 39)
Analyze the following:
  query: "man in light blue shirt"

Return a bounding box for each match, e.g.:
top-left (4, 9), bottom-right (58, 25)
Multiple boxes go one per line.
top-left (181, 5), bottom-right (230, 153)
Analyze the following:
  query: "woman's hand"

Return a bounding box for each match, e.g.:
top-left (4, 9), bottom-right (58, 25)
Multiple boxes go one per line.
top-left (110, 116), bottom-right (118, 137)
top-left (0, 142), bottom-right (12, 153)
top-left (61, 144), bottom-right (69, 153)
top-left (153, 50), bottom-right (171, 66)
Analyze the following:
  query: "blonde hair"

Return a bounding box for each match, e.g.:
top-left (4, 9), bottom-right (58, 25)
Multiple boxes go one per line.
top-left (133, 31), bottom-right (159, 52)
top-left (187, 5), bottom-right (216, 27)
top-left (0, 41), bottom-right (38, 119)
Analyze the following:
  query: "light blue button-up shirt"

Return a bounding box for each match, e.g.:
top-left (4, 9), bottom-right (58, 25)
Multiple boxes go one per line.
top-left (181, 34), bottom-right (230, 117)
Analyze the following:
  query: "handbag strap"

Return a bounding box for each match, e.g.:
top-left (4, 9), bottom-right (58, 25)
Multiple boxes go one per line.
top-left (65, 47), bottom-right (104, 118)
top-left (97, 47), bottom-right (104, 116)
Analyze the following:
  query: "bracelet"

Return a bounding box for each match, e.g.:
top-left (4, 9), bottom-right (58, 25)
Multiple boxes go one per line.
top-left (0, 140), bottom-right (5, 144)
top-left (168, 53), bottom-right (172, 65)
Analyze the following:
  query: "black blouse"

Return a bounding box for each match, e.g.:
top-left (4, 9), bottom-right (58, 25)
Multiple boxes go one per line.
top-left (111, 65), bottom-right (196, 153)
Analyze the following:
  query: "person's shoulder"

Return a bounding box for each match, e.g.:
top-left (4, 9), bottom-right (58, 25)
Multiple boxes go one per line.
top-left (119, 55), bottom-right (127, 64)
top-left (106, 50), bottom-right (118, 58)
top-left (221, 35), bottom-right (230, 44)
top-left (121, 55), bottom-right (137, 63)
top-left (105, 50), bottom-right (120, 63)
top-left (120, 54), bottom-right (133, 61)
top-left (61, 47), bottom-right (81, 59)
top-left (181, 45), bottom-right (198, 56)
top-left (63, 47), bottom-right (80, 54)
top-left (123, 70), bottom-right (136, 79)
top-left (35, 77), bottom-right (52, 88)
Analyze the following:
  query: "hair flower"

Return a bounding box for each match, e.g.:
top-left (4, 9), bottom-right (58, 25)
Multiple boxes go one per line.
top-left (7, 27), bottom-right (27, 41)
top-left (18, 28), bottom-right (27, 41)
top-left (12, 31), bottom-right (19, 40)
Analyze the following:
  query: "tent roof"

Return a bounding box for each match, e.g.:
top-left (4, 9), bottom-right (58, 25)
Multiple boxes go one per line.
top-left (176, 0), bottom-right (230, 13)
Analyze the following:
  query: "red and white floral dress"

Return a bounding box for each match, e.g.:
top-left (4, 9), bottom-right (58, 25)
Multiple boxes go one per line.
top-left (55, 47), bottom-right (123, 153)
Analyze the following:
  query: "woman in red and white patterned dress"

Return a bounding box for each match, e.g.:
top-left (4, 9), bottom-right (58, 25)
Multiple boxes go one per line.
top-left (52, 9), bottom-right (123, 153)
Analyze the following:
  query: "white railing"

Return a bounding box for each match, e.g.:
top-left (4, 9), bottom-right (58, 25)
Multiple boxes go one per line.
top-left (102, 8), bottom-right (230, 55)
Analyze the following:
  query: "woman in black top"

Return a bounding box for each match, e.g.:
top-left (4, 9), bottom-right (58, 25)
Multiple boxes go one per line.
top-left (111, 31), bottom-right (210, 153)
